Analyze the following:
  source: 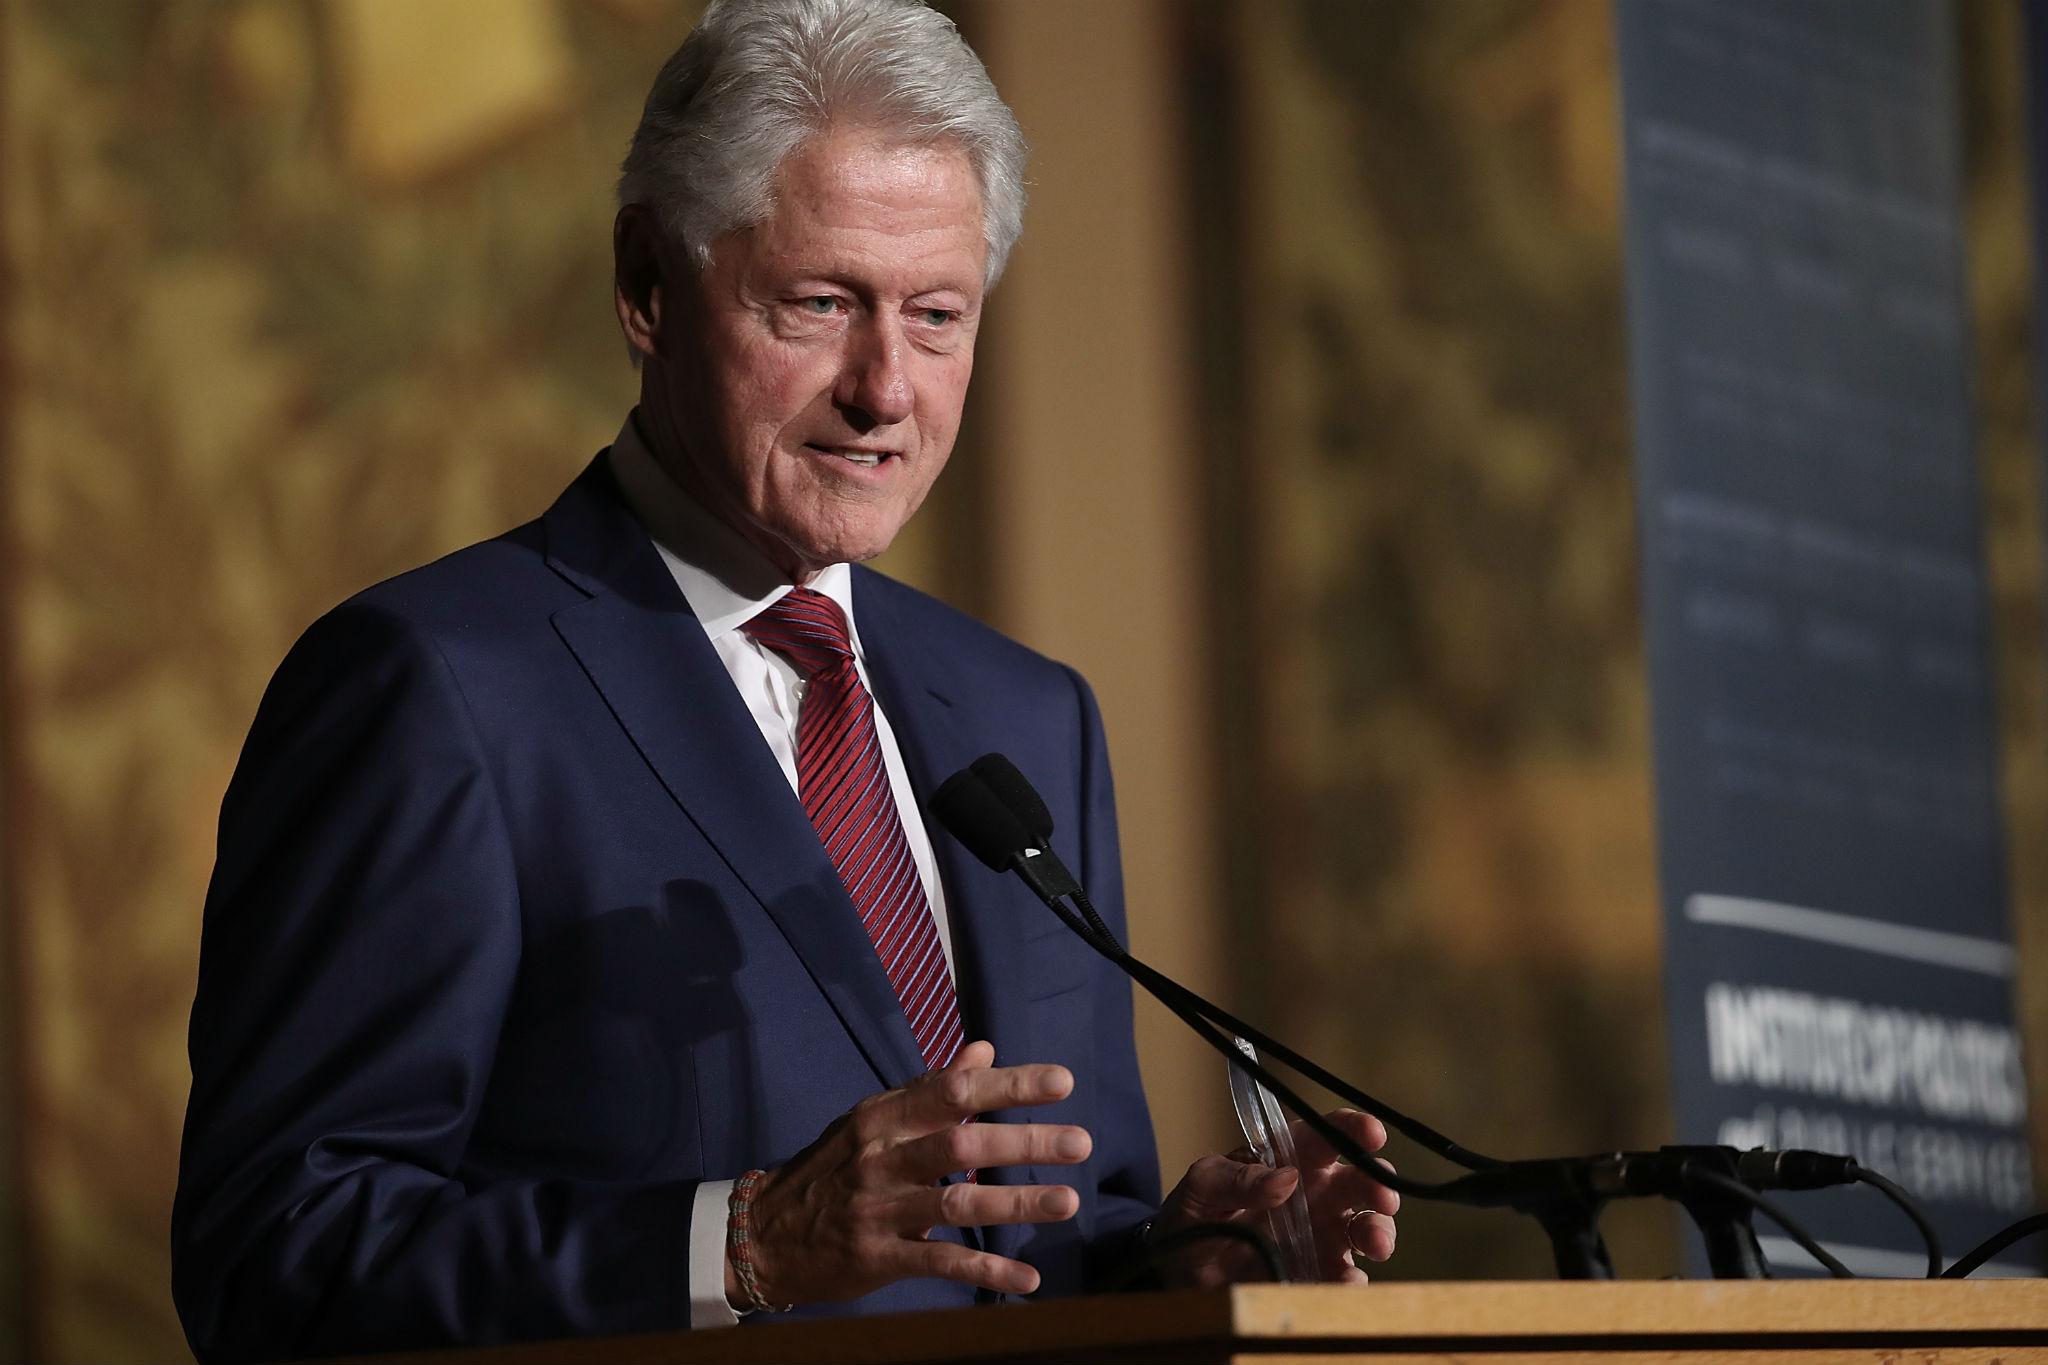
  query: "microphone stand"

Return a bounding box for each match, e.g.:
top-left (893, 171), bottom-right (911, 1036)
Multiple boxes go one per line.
top-left (1423, 1159), bottom-right (1618, 1279)
top-left (1425, 1147), bottom-right (1776, 1280)
top-left (1661, 1147), bottom-right (1770, 1280)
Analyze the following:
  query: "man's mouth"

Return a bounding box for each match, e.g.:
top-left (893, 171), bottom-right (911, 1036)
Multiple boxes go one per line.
top-left (806, 443), bottom-right (892, 469)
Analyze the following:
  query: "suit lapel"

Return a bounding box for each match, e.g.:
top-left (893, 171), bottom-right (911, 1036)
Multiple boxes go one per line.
top-left (542, 463), bottom-right (930, 1094)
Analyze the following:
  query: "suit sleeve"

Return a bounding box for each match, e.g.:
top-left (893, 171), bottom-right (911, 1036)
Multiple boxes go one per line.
top-left (173, 602), bottom-right (700, 1363)
top-left (1064, 665), bottom-right (1164, 1283)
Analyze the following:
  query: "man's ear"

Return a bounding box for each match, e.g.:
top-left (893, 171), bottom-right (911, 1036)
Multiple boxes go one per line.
top-left (613, 204), bottom-right (665, 360)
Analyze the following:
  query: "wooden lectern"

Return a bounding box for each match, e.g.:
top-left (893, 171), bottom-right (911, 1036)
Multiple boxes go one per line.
top-left (339, 1281), bottom-right (2048, 1364)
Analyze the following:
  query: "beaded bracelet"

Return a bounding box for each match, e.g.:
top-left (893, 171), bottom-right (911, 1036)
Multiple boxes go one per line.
top-left (727, 1169), bottom-right (792, 1314)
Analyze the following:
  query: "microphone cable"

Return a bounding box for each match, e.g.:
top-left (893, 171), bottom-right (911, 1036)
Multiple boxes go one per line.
top-left (1848, 1168), bottom-right (1941, 1278)
top-left (1942, 1212), bottom-right (2048, 1279)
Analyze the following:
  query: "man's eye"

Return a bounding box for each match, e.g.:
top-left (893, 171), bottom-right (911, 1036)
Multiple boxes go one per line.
top-left (920, 309), bottom-right (955, 326)
top-left (802, 296), bottom-right (838, 315)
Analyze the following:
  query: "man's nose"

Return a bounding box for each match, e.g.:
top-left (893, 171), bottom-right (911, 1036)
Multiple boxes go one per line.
top-left (837, 315), bottom-right (913, 427)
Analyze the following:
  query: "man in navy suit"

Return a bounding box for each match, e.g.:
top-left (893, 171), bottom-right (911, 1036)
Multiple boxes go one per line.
top-left (172, 2), bottom-right (1398, 1359)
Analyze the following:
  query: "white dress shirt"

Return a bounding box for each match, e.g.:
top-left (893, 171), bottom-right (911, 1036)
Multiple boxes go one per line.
top-left (608, 414), bottom-right (959, 1328)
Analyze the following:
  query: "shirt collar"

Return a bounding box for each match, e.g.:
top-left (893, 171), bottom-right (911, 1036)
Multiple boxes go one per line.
top-left (608, 410), bottom-right (859, 648)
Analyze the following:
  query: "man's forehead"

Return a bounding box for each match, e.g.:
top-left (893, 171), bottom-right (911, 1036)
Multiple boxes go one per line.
top-left (776, 134), bottom-right (979, 221)
top-left (739, 131), bottom-right (988, 289)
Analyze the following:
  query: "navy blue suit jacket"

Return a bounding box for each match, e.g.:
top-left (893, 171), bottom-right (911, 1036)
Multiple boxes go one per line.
top-left (172, 456), bottom-right (1159, 1362)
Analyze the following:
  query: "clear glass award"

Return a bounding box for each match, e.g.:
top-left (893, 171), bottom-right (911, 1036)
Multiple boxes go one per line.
top-left (1227, 1036), bottom-right (1321, 1281)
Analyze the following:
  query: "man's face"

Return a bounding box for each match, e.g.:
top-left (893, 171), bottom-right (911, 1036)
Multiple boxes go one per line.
top-left (629, 126), bottom-right (988, 581)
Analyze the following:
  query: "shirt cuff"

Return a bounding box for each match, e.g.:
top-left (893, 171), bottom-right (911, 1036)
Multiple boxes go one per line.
top-left (688, 1179), bottom-right (742, 1329)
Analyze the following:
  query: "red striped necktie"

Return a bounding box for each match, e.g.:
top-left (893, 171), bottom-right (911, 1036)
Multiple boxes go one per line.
top-left (742, 588), bottom-right (966, 1073)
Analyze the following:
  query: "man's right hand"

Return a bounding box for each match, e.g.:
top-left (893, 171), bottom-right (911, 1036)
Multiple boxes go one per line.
top-left (729, 1040), bottom-right (1092, 1307)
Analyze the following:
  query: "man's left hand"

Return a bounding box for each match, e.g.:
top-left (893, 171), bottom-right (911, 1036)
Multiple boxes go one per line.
top-left (1152, 1108), bottom-right (1399, 1286)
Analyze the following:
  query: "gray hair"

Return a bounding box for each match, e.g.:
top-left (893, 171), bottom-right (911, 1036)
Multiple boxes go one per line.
top-left (619, 0), bottom-right (1028, 289)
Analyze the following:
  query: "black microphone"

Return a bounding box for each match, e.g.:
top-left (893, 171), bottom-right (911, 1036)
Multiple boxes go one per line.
top-left (932, 766), bottom-right (1082, 904)
top-left (970, 753), bottom-right (1054, 842)
top-left (950, 754), bottom-right (1117, 947)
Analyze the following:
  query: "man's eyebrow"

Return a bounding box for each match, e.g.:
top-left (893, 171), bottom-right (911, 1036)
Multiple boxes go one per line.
top-left (769, 269), bottom-right (980, 300)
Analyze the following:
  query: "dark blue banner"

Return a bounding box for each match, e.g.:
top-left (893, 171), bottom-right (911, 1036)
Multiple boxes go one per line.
top-left (1619, 0), bottom-right (2031, 1275)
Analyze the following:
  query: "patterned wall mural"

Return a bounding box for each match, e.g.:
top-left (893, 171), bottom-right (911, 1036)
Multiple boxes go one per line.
top-left (0, 3), bottom-right (703, 1358)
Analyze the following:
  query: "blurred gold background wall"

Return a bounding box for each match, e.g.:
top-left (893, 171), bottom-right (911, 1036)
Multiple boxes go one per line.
top-left (0, 2), bottom-right (2042, 1361)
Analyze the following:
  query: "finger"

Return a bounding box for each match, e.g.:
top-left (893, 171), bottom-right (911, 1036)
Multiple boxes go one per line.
top-left (864, 1059), bottom-right (1072, 1140)
top-left (891, 1060), bottom-right (1077, 1134)
top-left (1317, 1227), bottom-right (1355, 1283)
top-left (1343, 1209), bottom-right (1397, 1263)
top-left (1169, 1154), bottom-right (1299, 1221)
top-left (1310, 1161), bottom-right (1402, 1217)
top-left (1319, 1228), bottom-right (1372, 1282)
top-left (1337, 1263), bottom-right (1370, 1285)
top-left (1369, 1157), bottom-right (1399, 1214)
top-left (895, 1121), bottom-right (1093, 1181)
top-left (946, 1039), bottom-right (996, 1073)
top-left (895, 1240), bottom-right (1042, 1296)
top-left (1290, 1108), bottom-right (1388, 1169)
top-left (923, 1181), bottom-right (1079, 1230)
top-left (852, 1041), bottom-right (998, 1142)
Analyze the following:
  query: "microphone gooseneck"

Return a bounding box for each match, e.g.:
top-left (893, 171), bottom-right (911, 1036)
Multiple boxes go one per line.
top-left (937, 760), bottom-right (1501, 1176)
top-left (933, 768), bottom-right (1460, 1203)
